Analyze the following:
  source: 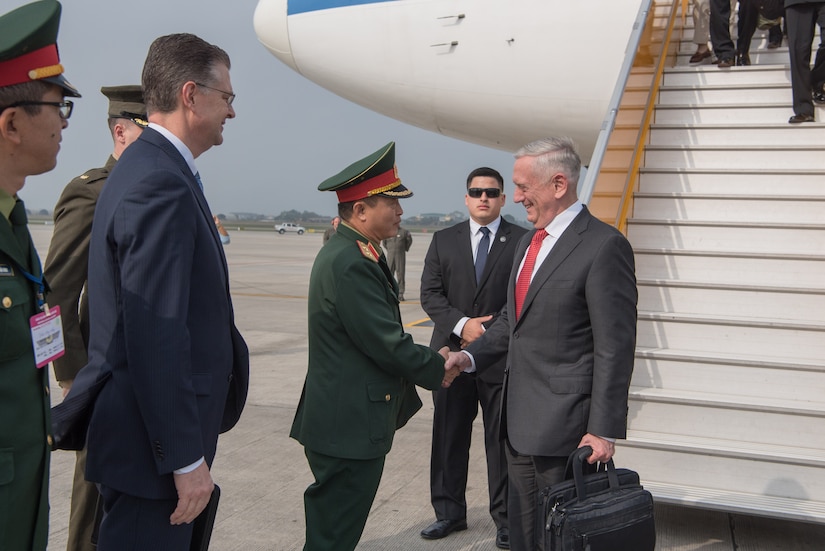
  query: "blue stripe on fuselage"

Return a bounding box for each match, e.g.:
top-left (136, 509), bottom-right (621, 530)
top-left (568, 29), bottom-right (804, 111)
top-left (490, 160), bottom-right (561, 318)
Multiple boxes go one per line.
top-left (288, 0), bottom-right (396, 16)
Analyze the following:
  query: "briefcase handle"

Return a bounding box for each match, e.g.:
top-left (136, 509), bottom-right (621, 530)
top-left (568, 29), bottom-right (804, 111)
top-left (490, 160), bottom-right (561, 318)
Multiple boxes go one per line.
top-left (566, 446), bottom-right (621, 499)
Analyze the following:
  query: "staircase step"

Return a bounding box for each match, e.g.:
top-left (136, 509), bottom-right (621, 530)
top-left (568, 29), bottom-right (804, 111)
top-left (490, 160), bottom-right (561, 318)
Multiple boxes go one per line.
top-left (632, 193), bottom-right (825, 223)
top-left (674, 50), bottom-right (794, 66)
top-left (633, 348), bottom-right (825, 399)
top-left (653, 102), bottom-right (824, 124)
top-left (634, 248), bottom-right (825, 288)
top-left (663, 65), bottom-right (792, 86)
top-left (643, 144), bottom-right (825, 170)
top-left (619, 441), bottom-right (825, 522)
top-left (627, 388), bottom-right (825, 449)
top-left (636, 312), bottom-right (825, 360)
top-left (638, 167), bottom-right (825, 195)
top-left (658, 83), bottom-right (790, 105)
top-left (628, 218), bottom-right (825, 255)
top-left (637, 279), bottom-right (825, 322)
top-left (648, 122), bottom-right (825, 145)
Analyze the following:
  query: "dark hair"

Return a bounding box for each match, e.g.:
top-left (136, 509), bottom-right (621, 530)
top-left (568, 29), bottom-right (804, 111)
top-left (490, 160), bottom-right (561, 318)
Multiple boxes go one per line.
top-left (466, 167), bottom-right (504, 190)
top-left (0, 81), bottom-right (53, 116)
top-left (338, 196), bottom-right (380, 221)
top-left (141, 33), bottom-right (231, 114)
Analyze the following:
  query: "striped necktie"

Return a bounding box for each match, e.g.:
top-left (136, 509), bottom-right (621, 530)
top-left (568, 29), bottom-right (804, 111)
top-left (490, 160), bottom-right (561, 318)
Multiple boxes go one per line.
top-left (514, 229), bottom-right (548, 319)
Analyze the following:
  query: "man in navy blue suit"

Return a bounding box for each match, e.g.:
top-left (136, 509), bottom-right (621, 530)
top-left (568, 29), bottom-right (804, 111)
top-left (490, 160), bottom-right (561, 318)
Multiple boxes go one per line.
top-left (80, 33), bottom-right (248, 549)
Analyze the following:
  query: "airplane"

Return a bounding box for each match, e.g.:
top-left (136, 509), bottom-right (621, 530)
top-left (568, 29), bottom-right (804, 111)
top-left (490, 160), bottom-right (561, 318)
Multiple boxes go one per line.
top-left (253, 0), bottom-right (825, 526)
top-left (252, 0), bottom-right (642, 163)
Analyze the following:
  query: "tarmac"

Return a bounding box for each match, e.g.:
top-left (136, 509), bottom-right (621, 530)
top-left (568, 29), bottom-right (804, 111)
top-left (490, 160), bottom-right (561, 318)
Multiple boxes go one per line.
top-left (29, 224), bottom-right (825, 550)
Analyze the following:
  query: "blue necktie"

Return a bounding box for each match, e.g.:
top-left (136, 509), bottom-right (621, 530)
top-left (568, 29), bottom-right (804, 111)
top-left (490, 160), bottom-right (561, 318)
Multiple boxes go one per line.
top-left (475, 226), bottom-right (490, 283)
top-left (195, 172), bottom-right (203, 190)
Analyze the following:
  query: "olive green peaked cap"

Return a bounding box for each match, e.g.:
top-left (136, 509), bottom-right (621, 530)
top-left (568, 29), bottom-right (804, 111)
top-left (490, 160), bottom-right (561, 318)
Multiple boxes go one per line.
top-left (0, 0), bottom-right (80, 97)
top-left (318, 141), bottom-right (412, 203)
top-left (101, 85), bottom-right (147, 126)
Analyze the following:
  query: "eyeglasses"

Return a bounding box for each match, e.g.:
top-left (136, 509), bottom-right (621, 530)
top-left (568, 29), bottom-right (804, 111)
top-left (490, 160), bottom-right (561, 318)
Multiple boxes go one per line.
top-left (195, 82), bottom-right (236, 106)
top-left (467, 187), bottom-right (502, 199)
top-left (1, 100), bottom-right (74, 119)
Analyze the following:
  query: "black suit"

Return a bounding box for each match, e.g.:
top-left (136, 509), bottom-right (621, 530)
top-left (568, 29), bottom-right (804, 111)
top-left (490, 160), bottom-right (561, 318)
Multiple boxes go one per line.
top-left (421, 218), bottom-right (527, 527)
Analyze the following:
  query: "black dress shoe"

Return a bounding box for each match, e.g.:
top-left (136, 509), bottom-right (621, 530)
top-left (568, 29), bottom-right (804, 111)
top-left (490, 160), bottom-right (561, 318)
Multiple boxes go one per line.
top-left (420, 519), bottom-right (468, 539)
top-left (813, 88), bottom-right (825, 105)
top-left (496, 527), bottom-right (510, 549)
top-left (789, 114), bottom-right (815, 124)
top-left (736, 53), bottom-right (751, 66)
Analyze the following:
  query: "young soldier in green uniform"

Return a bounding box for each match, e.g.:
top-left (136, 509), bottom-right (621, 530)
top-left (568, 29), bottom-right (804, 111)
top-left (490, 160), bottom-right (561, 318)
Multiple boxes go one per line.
top-left (0, 1), bottom-right (80, 549)
top-left (291, 142), bottom-right (459, 551)
top-left (44, 85), bottom-right (146, 551)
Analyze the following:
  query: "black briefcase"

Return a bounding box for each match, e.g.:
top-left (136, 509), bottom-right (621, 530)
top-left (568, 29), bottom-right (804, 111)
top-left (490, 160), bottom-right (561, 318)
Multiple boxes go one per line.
top-left (537, 446), bottom-right (655, 551)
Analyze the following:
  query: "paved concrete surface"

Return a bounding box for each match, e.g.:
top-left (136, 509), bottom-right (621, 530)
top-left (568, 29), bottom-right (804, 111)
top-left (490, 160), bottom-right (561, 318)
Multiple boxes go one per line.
top-left (29, 224), bottom-right (824, 550)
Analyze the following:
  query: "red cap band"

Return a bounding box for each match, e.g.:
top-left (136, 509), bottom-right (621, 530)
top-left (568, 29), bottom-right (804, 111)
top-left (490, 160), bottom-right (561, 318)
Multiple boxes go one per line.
top-left (0, 44), bottom-right (60, 87)
top-left (335, 168), bottom-right (400, 203)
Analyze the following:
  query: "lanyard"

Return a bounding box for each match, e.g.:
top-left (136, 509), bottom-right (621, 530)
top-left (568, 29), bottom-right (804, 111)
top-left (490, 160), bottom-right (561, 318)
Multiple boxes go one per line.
top-left (9, 255), bottom-right (45, 311)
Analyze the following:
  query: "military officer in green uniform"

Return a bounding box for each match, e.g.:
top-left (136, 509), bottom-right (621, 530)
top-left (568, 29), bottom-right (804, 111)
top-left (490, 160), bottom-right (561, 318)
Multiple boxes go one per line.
top-left (43, 85), bottom-right (146, 551)
top-left (0, 1), bottom-right (80, 549)
top-left (291, 142), bottom-right (459, 551)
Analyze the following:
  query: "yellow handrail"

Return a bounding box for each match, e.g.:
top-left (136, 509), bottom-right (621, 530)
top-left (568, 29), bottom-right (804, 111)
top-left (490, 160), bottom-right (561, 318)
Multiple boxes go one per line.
top-left (615, 0), bottom-right (684, 233)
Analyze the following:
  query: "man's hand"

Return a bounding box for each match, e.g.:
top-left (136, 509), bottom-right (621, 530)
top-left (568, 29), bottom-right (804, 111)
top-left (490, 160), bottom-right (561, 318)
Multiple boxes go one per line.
top-left (445, 350), bottom-right (472, 372)
top-left (439, 348), bottom-right (461, 387)
top-left (578, 434), bottom-right (615, 464)
top-left (170, 461), bottom-right (214, 525)
top-left (459, 315), bottom-right (492, 348)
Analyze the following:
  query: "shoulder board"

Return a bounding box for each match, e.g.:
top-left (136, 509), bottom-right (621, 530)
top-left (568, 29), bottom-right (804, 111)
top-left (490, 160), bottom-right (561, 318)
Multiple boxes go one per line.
top-left (74, 167), bottom-right (108, 185)
top-left (357, 241), bottom-right (380, 263)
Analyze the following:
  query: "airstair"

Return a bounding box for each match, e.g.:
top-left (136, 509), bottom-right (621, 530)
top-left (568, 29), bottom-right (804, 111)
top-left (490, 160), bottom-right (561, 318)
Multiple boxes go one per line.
top-left (591, 0), bottom-right (825, 523)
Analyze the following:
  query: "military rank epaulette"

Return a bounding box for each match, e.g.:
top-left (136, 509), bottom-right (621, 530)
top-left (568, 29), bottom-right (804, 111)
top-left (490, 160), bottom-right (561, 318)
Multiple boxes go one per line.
top-left (357, 241), bottom-right (380, 263)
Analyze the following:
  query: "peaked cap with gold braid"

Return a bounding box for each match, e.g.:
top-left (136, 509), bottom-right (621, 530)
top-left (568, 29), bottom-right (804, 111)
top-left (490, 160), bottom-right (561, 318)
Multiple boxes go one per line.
top-left (318, 141), bottom-right (413, 202)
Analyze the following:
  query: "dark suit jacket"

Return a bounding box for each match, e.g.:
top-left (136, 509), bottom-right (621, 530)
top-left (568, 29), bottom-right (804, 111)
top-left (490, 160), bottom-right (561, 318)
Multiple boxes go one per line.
top-left (76, 127), bottom-right (248, 500)
top-left (467, 206), bottom-right (637, 457)
top-left (420, 218), bottom-right (527, 383)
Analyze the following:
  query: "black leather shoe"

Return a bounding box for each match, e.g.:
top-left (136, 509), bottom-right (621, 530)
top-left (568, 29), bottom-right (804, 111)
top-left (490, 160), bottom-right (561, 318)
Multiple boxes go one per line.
top-left (736, 52), bottom-right (751, 66)
top-left (788, 114), bottom-right (815, 124)
top-left (420, 519), bottom-right (468, 539)
top-left (496, 527), bottom-right (510, 549)
top-left (813, 88), bottom-right (825, 105)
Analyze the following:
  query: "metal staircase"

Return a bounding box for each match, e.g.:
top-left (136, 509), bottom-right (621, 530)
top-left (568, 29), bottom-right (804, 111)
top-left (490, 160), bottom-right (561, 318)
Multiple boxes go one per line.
top-left (608, 3), bottom-right (825, 523)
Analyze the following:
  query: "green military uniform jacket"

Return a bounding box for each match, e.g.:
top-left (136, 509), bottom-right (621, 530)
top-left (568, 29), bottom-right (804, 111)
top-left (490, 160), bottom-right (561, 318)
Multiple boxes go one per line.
top-left (291, 223), bottom-right (444, 460)
top-left (44, 156), bottom-right (114, 382)
top-left (0, 193), bottom-right (51, 550)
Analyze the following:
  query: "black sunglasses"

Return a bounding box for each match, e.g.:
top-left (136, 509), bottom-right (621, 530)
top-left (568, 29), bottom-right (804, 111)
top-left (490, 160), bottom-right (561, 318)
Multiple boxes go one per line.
top-left (467, 187), bottom-right (502, 198)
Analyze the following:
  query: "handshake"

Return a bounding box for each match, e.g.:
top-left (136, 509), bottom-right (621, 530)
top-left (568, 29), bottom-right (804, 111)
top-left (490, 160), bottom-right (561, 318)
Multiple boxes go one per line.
top-left (437, 347), bottom-right (473, 388)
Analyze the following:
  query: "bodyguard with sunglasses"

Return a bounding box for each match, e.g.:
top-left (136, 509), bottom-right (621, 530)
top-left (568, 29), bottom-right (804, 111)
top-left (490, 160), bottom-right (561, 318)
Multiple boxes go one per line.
top-left (420, 167), bottom-right (527, 548)
top-left (0, 1), bottom-right (80, 549)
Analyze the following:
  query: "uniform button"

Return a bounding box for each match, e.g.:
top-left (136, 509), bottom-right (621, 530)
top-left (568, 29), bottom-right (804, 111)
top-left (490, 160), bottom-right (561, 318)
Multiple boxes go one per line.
top-left (47, 435), bottom-right (53, 446)
top-left (514, 332), bottom-right (519, 339)
top-left (385, 394), bottom-right (391, 402)
top-left (2, 296), bottom-right (11, 308)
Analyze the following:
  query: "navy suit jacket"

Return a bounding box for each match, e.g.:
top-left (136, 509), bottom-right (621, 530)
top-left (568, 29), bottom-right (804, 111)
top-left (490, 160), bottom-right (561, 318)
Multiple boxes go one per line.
top-left (420, 218), bottom-right (527, 384)
top-left (75, 127), bottom-right (248, 499)
top-left (467, 206), bottom-right (637, 457)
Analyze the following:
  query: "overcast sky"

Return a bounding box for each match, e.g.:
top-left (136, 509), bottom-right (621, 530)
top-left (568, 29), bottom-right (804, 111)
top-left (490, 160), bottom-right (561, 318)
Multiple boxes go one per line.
top-left (16, 0), bottom-right (524, 219)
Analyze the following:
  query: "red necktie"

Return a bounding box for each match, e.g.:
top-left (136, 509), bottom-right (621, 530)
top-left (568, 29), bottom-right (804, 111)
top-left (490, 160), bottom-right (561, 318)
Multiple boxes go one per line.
top-left (515, 229), bottom-right (548, 319)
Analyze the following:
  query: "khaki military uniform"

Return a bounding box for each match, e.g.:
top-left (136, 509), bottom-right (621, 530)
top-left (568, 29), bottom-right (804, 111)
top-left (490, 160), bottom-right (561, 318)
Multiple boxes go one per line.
top-left (43, 156), bottom-right (116, 551)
